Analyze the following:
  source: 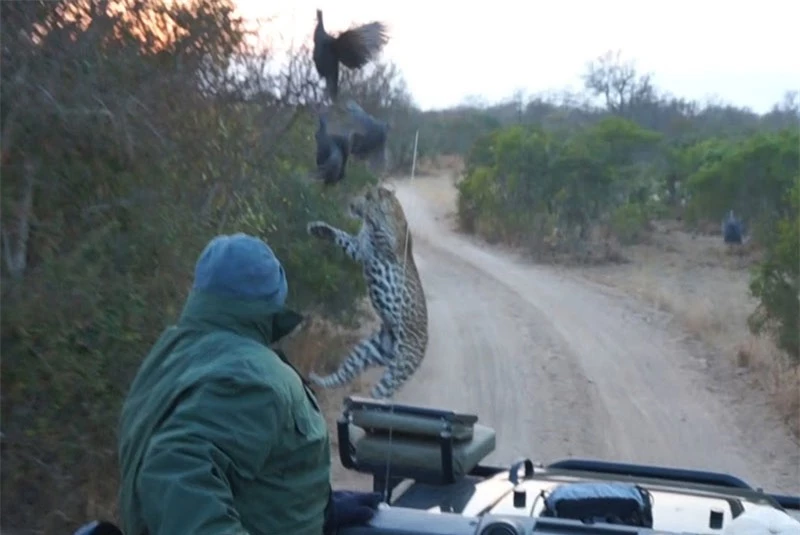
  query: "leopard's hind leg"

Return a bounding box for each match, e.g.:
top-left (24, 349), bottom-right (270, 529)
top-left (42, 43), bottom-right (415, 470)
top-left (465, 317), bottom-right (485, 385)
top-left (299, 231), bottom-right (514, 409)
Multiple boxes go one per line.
top-left (308, 325), bottom-right (393, 390)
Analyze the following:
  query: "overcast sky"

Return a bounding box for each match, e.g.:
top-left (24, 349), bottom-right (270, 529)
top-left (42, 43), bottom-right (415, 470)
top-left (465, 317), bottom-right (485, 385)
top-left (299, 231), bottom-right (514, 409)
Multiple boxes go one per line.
top-left (235, 0), bottom-right (799, 114)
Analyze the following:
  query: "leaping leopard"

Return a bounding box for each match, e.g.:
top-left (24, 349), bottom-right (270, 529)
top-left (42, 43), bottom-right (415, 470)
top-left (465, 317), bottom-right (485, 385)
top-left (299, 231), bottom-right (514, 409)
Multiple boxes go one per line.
top-left (306, 184), bottom-right (428, 399)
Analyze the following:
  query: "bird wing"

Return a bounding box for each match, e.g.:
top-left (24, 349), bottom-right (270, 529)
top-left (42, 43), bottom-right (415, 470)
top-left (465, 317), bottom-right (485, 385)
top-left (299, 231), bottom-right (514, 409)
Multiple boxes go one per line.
top-left (351, 131), bottom-right (387, 160)
top-left (345, 99), bottom-right (389, 158)
top-left (345, 99), bottom-right (377, 131)
top-left (333, 21), bottom-right (389, 70)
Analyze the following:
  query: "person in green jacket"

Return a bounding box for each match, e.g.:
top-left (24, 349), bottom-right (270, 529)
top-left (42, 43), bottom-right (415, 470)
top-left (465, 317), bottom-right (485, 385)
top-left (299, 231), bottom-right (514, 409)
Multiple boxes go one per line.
top-left (74, 233), bottom-right (381, 535)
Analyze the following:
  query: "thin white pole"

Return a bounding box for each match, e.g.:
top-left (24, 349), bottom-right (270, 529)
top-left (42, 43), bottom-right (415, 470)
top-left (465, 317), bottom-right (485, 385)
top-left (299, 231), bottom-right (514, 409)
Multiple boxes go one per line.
top-left (410, 129), bottom-right (419, 181)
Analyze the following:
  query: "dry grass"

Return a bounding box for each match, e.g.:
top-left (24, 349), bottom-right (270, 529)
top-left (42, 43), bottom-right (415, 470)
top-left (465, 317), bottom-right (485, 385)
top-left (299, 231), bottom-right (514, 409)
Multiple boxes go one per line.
top-left (582, 222), bottom-right (800, 438)
top-left (734, 337), bottom-right (800, 435)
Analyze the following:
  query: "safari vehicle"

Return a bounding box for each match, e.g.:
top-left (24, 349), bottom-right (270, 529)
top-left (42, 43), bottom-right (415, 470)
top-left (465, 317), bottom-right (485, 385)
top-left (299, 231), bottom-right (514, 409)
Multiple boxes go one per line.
top-left (335, 396), bottom-right (800, 535)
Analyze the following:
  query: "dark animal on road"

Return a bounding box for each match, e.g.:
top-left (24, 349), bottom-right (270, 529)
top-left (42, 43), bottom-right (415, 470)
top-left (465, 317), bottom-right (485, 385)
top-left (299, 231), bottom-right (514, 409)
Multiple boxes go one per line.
top-left (722, 209), bottom-right (743, 244)
top-left (315, 110), bottom-right (352, 186)
top-left (346, 99), bottom-right (391, 174)
top-left (313, 10), bottom-right (390, 101)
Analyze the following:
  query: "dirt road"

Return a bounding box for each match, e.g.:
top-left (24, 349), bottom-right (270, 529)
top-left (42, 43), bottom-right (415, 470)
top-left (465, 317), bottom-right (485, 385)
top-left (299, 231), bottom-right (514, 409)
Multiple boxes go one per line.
top-left (379, 174), bottom-right (799, 495)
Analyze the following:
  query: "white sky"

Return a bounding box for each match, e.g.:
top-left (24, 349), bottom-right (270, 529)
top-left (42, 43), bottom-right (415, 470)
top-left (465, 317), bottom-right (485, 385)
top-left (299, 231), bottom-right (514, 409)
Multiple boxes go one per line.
top-left (235, 0), bottom-right (800, 114)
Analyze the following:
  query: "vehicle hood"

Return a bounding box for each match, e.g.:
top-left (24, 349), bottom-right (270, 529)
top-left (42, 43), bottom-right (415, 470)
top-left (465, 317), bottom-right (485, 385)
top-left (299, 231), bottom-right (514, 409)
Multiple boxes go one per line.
top-left (398, 471), bottom-right (797, 535)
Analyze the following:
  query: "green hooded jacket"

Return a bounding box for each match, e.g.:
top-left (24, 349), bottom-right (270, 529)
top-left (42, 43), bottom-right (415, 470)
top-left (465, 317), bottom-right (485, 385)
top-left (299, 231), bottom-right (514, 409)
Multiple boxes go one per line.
top-left (117, 290), bottom-right (331, 535)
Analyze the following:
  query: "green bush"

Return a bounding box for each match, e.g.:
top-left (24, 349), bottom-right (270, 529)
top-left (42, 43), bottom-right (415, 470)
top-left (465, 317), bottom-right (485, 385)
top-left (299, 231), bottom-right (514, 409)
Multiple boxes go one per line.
top-left (672, 128), bottom-right (799, 360)
top-left (748, 175), bottom-right (800, 362)
top-left (684, 129), bottom-right (799, 241)
top-left (456, 117), bottom-right (662, 250)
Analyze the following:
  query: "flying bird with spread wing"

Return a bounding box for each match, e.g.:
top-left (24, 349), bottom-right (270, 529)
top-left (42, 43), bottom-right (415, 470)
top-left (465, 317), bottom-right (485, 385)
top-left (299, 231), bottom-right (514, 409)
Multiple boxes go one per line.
top-left (314, 108), bottom-right (352, 186)
top-left (345, 98), bottom-right (391, 174)
top-left (313, 10), bottom-right (390, 101)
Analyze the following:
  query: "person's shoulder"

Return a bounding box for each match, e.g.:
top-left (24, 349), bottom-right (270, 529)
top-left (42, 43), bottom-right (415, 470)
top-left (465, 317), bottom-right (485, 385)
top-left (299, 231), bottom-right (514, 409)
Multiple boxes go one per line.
top-left (195, 332), bottom-right (294, 390)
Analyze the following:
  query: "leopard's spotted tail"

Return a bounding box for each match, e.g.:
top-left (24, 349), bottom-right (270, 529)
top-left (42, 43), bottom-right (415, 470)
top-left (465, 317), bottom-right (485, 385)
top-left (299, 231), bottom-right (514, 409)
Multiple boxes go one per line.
top-left (368, 335), bottom-right (427, 399)
top-left (308, 330), bottom-right (389, 390)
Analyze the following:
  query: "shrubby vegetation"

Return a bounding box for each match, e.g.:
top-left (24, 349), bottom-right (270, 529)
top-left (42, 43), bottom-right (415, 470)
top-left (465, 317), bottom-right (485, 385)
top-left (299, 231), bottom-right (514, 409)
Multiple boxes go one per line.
top-left (0, 1), bottom-right (416, 531)
top-left (457, 117), bottom-right (665, 250)
top-left (682, 129), bottom-right (799, 362)
top-left (449, 51), bottom-right (799, 362)
top-left (747, 166), bottom-right (799, 362)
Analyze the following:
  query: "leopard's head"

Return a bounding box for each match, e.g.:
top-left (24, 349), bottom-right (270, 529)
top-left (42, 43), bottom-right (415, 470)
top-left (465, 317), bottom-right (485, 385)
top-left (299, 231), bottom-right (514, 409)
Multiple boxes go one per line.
top-left (349, 184), bottom-right (410, 256)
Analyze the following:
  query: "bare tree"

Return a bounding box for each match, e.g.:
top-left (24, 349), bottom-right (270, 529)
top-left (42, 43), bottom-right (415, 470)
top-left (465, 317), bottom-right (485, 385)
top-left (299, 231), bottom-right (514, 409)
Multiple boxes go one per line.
top-left (582, 50), bottom-right (656, 118)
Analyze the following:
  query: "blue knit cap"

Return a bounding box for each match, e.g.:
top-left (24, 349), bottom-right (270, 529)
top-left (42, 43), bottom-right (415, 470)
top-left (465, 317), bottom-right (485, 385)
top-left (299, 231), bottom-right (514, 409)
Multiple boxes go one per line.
top-left (192, 233), bottom-right (288, 306)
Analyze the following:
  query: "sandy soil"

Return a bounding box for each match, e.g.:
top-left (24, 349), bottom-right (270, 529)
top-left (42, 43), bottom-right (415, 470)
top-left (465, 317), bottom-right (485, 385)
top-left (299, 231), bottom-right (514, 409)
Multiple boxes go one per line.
top-left (325, 174), bottom-right (800, 495)
top-left (581, 218), bottom-right (800, 428)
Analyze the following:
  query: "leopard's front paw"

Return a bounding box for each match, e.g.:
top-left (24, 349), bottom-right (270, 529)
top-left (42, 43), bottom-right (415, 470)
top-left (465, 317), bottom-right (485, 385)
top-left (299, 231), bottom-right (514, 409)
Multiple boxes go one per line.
top-left (307, 221), bottom-right (334, 241)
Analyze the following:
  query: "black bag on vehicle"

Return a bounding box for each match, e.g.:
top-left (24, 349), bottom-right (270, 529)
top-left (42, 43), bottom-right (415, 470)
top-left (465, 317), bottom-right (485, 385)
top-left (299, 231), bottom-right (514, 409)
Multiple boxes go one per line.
top-left (539, 481), bottom-right (654, 527)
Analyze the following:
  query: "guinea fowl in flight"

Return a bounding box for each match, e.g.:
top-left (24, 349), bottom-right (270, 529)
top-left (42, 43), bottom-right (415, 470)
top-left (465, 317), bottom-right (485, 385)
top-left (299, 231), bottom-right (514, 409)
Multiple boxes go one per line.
top-left (346, 98), bottom-right (390, 173)
top-left (313, 10), bottom-right (390, 100)
top-left (315, 109), bottom-right (352, 186)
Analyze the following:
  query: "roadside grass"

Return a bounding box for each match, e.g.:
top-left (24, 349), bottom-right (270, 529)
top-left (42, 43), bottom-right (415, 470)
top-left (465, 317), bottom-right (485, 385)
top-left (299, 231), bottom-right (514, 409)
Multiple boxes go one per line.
top-left (583, 225), bottom-right (800, 439)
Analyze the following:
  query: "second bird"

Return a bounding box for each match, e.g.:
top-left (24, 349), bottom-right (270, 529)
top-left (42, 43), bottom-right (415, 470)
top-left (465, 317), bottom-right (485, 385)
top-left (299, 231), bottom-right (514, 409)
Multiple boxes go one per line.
top-left (313, 10), bottom-right (390, 101)
top-left (315, 109), bottom-right (351, 186)
top-left (346, 99), bottom-right (391, 174)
